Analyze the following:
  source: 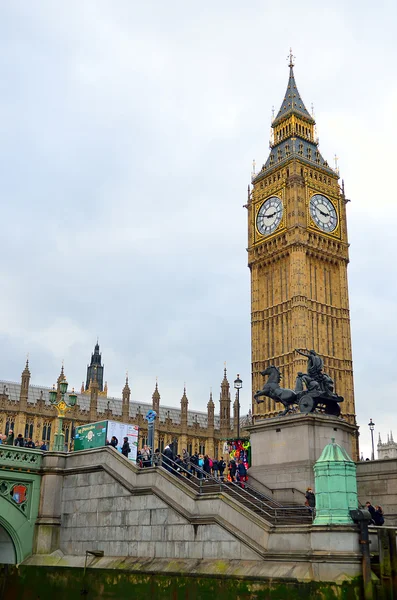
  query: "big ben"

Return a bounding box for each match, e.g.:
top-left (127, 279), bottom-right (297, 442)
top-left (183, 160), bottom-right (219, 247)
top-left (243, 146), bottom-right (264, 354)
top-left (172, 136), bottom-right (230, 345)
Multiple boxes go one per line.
top-left (248, 54), bottom-right (356, 427)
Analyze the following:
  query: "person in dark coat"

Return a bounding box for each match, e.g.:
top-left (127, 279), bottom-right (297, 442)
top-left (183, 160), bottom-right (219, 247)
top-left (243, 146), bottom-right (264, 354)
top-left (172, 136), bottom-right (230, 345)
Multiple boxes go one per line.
top-left (14, 434), bottom-right (24, 447)
top-left (218, 457), bottom-right (226, 480)
top-left (203, 455), bottom-right (211, 477)
top-left (366, 502), bottom-right (385, 525)
top-left (228, 459), bottom-right (237, 482)
top-left (107, 436), bottom-right (118, 448)
top-left (305, 488), bottom-right (316, 512)
top-left (237, 459), bottom-right (247, 488)
top-left (121, 437), bottom-right (131, 458)
top-left (6, 430), bottom-right (14, 445)
top-left (26, 438), bottom-right (35, 448)
top-left (163, 444), bottom-right (174, 472)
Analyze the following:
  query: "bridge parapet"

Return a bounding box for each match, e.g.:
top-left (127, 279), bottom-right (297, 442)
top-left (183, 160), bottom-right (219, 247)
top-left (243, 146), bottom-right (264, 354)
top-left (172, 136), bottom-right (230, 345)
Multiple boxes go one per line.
top-left (0, 446), bottom-right (43, 472)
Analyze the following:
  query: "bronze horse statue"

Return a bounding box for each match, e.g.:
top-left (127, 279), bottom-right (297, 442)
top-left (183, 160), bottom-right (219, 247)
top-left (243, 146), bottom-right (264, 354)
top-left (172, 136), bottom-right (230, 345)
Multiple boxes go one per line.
top-left (254, 365), bottom-right (298, 416)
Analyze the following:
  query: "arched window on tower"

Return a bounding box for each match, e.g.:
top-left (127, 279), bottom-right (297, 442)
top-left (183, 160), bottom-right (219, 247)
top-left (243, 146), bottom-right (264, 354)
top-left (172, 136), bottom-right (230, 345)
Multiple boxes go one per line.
top-left (42, 422), bottom-right (52, 442)
top-left (24, 421), bottom-right (34, 440)
top-left (5, 417), bottom-right (15, 436)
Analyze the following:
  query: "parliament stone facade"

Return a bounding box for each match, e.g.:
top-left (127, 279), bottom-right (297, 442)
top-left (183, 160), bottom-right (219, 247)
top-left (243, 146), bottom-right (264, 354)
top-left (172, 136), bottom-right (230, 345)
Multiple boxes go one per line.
top-left (0, 343), bottom-right (250, 456)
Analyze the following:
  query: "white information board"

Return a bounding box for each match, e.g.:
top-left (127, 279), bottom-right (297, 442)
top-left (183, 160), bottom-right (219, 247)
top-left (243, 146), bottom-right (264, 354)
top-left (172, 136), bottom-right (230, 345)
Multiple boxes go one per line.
top-left (107, 421), bottom-right (139, 462)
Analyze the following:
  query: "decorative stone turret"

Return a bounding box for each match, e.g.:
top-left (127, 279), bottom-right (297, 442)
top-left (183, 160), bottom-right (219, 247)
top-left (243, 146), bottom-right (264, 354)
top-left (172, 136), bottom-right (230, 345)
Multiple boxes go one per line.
top-left (20, 359), bottom-right (30, 411)
top-left (180, 386), bottom-right (188, 451)
top-left (89, 368), bottom-right (99, 422)
top-left (219, 367), bottom-right (231, 438)
top-left (86, 341), bottom-right (104, 392)
top-left (152, 380), bottom-right (160, 414)
top-left (152, 380), bottom-right (161, 450)
top-left (377, 431), bottom-right (397, 460)
top-left (122, 374), bottom-right (130, 422)
top-left (233, 391), bottom-right (239, 438)
top-left (207, 391), bottom-right (215, 456)
top-left (313, 438), bottom-right (358, 525)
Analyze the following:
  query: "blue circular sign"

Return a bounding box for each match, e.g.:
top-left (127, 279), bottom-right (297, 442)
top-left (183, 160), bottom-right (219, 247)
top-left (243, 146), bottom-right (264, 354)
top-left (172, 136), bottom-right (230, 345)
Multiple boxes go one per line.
top-left (145, 410), bottom-right (157, 423)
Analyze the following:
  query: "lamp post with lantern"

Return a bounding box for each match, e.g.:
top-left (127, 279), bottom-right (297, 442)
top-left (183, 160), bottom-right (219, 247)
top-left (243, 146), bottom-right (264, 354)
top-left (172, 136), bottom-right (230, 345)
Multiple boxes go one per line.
top-left (234, 374), bottom-right (243, 440)
top-left (368, 418), bottom-right (375, 461)
top-left (49, 379), bottom-right (77, 452)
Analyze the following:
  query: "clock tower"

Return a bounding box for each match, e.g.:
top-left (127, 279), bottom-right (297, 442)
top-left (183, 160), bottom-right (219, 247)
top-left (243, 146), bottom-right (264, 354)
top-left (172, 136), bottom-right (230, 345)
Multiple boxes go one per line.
top-left (248, 55), bottom-right (356, 428)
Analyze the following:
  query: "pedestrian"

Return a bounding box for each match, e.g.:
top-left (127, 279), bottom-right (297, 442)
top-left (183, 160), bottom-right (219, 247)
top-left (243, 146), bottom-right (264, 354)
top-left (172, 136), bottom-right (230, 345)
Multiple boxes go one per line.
top-left (203, 455), bottom-right (211, 478)
top-left (121, 437), bottom-right (131, 458)
top-left (228, 459), bottom-right (237, 482)
top-left (6, 430), bottom-right (14, 445)
top-left (197, 454), bottom-right (204, 479)
top-left (153, 448), bottom-right (161, 466)
top-left (305, 487), bottom-right (316, 512)
top-left (163, 444), bottom-right (174, 472)
top-left (107, 436), bottom-right (118, 448)
top-left (213, 459), bottom-right (219, 479)
top-left (237, 459), bottom-right (247, 488)
top-left (141, 444), bottom-right (151, 467)
top-left (26, 438), bottom-right (35, 448)
top-left (218, 457), bottom-right (226, 481)
top-left (40, 441), bottom-right (48, 451)
top-left (14, 433), bottom-right (24, 447)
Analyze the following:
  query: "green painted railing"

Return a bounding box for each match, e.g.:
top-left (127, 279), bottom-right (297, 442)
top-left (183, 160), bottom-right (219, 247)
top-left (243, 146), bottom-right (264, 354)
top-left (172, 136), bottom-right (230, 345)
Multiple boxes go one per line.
top-left (0, 445), bottom-right (43, 472)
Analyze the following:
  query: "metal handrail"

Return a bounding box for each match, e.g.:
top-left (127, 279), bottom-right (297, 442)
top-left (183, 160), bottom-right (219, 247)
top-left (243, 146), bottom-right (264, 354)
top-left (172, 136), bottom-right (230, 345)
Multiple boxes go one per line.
top-left (156, 453), bottom-right (311, 523)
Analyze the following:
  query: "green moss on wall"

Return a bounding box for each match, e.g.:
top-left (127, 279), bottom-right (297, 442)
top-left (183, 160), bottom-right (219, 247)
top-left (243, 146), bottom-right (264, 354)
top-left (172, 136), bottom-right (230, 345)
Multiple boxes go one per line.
top-left (0, 565), bottom-right (363, 600)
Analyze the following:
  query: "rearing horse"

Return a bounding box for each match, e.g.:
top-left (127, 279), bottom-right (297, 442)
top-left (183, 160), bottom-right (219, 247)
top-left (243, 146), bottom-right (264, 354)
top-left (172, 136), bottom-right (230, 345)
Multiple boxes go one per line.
top-left (254, 366), bottom-right (297, 416)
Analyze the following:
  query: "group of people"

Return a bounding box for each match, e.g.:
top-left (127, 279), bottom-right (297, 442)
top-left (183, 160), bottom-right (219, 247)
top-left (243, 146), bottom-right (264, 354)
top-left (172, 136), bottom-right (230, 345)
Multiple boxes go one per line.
top-left (305, 487), bottom-right (385, 526)
top-left (106, 436), bottom-right (131, 458)
top-left (365, 501), bottom-right (385, 526)
top-left (135, 444), bottom-right (249, 488)
top-left (0, 430), bottom-right (48, 450)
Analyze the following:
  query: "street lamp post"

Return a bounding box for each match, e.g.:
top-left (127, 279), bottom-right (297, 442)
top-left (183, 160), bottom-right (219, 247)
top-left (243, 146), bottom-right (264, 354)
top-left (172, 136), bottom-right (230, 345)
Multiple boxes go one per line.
top-left (368, 418), bottom-right (375, 461)
top-left (234, 374), bottom-right (243, 440)
top-left (49, 380), bottom-right (77, 452)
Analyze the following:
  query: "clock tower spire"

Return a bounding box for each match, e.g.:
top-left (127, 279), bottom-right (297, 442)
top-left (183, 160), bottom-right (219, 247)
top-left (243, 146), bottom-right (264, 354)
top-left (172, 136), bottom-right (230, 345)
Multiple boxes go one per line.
top-left (247, 56), bottom-right (356, 432)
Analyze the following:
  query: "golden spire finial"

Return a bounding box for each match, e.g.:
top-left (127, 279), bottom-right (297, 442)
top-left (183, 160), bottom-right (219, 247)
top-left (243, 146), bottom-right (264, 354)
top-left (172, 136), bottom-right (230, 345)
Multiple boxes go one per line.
top-left (288, 48), bottom-right (295, 68)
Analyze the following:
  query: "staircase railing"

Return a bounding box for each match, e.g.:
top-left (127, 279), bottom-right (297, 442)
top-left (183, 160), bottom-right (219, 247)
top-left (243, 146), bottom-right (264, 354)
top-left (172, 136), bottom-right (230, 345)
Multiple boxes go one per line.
top-left (150, 452), bottom-right (312, 524)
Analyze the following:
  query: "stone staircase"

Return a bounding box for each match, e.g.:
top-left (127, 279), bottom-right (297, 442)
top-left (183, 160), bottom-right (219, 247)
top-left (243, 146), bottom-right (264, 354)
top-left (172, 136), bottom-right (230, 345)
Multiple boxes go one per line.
top-left (158, 456), bottom-right (312, 526)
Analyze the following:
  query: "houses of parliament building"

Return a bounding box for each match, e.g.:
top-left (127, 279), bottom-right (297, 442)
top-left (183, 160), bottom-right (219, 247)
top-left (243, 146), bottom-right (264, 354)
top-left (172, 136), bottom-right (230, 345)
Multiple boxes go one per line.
top-left (0, 342), bottom-right (247, 456)
top-left (1, 56), bottom-right (357, 453)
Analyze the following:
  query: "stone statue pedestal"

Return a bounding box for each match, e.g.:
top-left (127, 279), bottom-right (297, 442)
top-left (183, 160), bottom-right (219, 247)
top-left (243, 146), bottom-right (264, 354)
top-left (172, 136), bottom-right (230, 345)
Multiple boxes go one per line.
top-left (246, 413), bottom-right (358, 504)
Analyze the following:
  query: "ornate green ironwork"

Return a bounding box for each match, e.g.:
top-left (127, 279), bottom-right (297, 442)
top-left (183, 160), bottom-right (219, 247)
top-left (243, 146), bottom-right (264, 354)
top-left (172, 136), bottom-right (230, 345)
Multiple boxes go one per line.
top-left (0, 446), bottom-right (43, 471)
top-left (0, 446), bottom-right (43, 562)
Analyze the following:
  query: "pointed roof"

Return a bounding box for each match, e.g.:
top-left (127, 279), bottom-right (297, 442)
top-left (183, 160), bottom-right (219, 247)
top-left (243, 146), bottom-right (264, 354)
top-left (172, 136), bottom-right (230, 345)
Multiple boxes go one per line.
top-left (152, 380), bottom-right (160, 402)
top-left (181, 385), bottom-right (188, 405)
top-left (22, 358), bottom-right (30, 377)
top-left (123, 373), bottom-right (130, 395)
top-left (207, 391), bottom-right (214, 408)
top-left (273, 58), bottom-right (314, 127)
top-left (221, 365), bottom-right (229, 387)
top-left (316, 438), bottom-right (353, 463)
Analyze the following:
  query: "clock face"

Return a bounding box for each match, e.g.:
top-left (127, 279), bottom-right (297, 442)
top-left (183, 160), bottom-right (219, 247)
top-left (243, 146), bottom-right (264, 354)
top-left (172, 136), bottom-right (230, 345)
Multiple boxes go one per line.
top-left (309, 194), bottom-right (338, 232)
top-left (256, 196), bottom-right (283, 236)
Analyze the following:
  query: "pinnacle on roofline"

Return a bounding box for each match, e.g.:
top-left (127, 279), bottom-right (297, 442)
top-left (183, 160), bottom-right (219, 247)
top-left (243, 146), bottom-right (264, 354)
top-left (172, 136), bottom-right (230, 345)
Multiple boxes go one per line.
top-left (272, 50), bottom-right (315, 127)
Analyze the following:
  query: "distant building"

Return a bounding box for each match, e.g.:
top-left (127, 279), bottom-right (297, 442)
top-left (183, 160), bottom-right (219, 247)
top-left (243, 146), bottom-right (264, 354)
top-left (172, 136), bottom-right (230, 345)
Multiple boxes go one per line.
top-left (377, 432), bottom-right (397, 460)
top-left (0, 343), bottom-right (250, 457)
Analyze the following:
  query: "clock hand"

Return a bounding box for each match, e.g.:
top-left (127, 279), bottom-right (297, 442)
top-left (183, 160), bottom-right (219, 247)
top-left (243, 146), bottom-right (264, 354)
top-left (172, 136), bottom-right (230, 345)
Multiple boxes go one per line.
top-left (318, 209), bottom-right (329, 217)
top-left (265, 212), bottom-right (277, 219)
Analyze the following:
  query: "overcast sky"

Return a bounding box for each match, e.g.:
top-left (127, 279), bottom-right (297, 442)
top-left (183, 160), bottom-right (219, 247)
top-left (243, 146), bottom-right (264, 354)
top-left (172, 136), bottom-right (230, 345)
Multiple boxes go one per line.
top-left (0, 1), bottom-right (395, 458)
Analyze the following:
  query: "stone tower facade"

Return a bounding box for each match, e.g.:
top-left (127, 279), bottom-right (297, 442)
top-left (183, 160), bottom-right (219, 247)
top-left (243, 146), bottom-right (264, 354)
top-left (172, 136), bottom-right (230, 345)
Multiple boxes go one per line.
top-left (247, 56), bottom-right (356, 425)
top-left (85, 342), bottom-right (104, 392)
